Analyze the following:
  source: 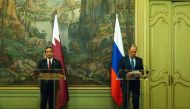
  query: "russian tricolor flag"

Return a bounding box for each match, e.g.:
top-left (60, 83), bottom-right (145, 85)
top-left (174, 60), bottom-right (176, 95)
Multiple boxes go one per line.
top-left (111, 14), bottom-right (125, 106)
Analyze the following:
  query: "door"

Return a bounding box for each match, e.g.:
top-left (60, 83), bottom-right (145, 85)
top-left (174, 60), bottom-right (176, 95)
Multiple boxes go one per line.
top-left (149, 1), bottom-right (190, 109)
top-left (149, 1), bottom-right (172, 109)
top-left (172, 2), bottom-right (190, 109)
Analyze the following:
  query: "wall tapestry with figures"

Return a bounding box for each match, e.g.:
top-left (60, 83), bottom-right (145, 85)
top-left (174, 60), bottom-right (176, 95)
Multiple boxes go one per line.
top-left (0, 0), bottom-right (135, 86)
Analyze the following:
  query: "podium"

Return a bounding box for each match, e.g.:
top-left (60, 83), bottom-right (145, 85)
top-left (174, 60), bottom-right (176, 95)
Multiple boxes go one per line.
top-left (118, 68), bottom-right (155, 109)
top-left (117, 69), bottom-right (153, 80)
top-left (31, 69), bottom-right (66, 80)
top-left (37, 73), bottom-right (65, 80)
top-left (31, 69), bottom-right (66, 109)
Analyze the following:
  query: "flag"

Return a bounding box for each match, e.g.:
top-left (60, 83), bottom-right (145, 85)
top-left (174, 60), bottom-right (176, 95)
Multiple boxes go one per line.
top-left (52, 14), bottom-right (69, 109)
top-left (111, 14), bottom-right (125, 106)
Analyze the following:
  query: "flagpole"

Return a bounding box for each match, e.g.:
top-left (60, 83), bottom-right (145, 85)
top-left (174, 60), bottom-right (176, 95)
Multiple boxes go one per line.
top-left (111, 13), bottom-right (125, 107)
top-left (52, 13), bottom-right (69, 109)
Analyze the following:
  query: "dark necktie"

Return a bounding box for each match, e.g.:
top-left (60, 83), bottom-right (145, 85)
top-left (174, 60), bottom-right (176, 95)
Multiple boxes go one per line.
top-left (131, 59), bottom-right (134, 70)
top-left (48, 59), bottom-right (51, 69)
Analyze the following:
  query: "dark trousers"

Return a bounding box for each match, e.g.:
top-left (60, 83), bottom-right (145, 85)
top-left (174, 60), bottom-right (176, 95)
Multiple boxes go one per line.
top-left (40, 81), bottom-right (58, 109)
top-left (121, 80), bottom-right (140, 109)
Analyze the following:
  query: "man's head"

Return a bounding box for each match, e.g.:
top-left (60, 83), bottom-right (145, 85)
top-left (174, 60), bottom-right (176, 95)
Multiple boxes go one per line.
top-left (45, 47), bottom-right (53, 59)
top-left (128, 44), bottom-right (137, 59)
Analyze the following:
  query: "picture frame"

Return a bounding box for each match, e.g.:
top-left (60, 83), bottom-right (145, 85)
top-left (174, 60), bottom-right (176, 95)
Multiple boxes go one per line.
top-left (0, 0), bottom-right (135, 86)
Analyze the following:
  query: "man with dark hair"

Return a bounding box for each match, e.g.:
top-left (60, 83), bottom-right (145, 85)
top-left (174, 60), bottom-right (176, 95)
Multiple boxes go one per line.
top-left (37, 47), bottom-right (63, 109)
top-left (119, 44), bottom-right (144, 109)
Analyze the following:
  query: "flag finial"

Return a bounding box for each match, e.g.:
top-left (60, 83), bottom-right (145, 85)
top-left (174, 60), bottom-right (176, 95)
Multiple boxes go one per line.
top-left (55, 9), bottom-right (58, 14)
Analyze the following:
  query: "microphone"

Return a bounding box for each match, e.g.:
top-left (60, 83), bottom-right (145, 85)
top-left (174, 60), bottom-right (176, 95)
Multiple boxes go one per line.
top-left (143, 64), bottom-right (155, 75)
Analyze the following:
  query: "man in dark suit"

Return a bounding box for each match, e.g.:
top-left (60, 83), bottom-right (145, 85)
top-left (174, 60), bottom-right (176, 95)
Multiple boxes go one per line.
top-left (37, 47), bottom-right (63, 109)
top-left (119, 44), bottom-right (144, 109)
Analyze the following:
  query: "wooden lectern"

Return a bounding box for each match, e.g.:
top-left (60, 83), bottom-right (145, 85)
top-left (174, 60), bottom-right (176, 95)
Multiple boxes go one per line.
top-left (117, 69), bottom-right (151, 80)
top-left (31, 69), bottom-right (66, 80)
top-left (37, 73), bottom-right (65, 80)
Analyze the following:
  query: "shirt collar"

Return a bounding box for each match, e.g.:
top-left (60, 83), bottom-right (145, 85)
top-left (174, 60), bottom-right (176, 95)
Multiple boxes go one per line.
top-left (129, 56), bottom-right (135, 60)
top-left (47, 58), bottom-right (53, 63)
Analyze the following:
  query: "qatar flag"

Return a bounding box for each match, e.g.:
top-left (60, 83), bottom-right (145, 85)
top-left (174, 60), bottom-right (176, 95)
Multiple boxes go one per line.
top-left (111, 14), bottom-right (125, 106)
top-left (52, 14), bottom-right (69, 109)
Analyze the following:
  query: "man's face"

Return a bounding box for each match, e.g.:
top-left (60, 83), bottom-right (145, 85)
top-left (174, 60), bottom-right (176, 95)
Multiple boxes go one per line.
top-left (128, 46), bottom-right (137, 59)
top-left (45, 48), bottom-right (53, 59)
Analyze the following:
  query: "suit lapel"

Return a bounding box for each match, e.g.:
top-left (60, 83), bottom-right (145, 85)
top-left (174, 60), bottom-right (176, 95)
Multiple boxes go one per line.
top-left (44, 59), bottom-right (48, 69)
top-left (126, 56), bottom-right (132, 70)
top-left (134, 58), bottom-right (139, 70)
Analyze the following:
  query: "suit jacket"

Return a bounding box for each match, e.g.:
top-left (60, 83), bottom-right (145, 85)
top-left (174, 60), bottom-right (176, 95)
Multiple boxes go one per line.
top-left (119, 55), bottom-right (143, 89)
top-left (37, 58), bottom-right (62, 89)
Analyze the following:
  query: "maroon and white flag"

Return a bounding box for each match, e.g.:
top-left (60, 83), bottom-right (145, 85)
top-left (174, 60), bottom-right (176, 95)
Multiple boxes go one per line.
top-left (52, 14), bottom-right (69, 109)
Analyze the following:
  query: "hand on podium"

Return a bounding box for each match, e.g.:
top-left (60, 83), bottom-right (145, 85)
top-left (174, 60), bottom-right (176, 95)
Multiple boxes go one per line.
top-left (133, 71), bottom-right (143, 77)
top-left (30, 71), bottom-right (39, 79)
top-left (126, 72), bottom-right (132, 79)
top-left (126, 71), bottom-right (142, 80)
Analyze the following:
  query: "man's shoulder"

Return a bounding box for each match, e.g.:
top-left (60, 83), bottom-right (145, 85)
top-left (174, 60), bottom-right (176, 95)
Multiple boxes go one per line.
top-left (123, 55), bottom-right (130, 59)
top-left (52, 58), bottom-right (61, 64)
top-left (120, 55), bottom-right (129, 61)
top-left (53, 58), bottom-right (60, 62)
top-left (39, 59), bottom-right (46, 63)
top-left (136, 56), bottom-right (143, 61)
